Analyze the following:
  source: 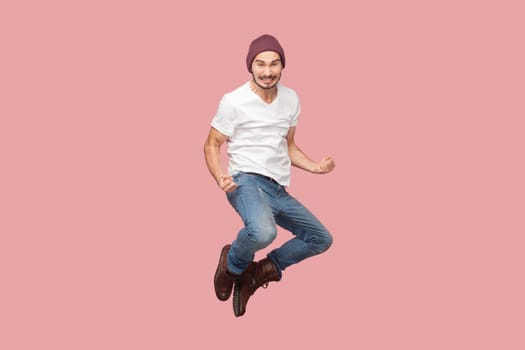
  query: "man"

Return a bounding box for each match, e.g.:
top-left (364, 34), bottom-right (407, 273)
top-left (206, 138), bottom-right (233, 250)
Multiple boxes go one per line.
top-left (204, 34), bottom-right (335, 317)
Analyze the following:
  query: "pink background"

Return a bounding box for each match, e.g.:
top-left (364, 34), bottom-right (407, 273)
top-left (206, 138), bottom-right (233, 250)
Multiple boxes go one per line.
top-left (1, 0), bottom-right (524, 349)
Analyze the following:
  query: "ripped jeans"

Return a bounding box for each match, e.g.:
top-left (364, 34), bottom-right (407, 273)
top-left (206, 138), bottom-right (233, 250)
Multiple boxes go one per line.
top-left (225, 172), bottom-right (333, 277)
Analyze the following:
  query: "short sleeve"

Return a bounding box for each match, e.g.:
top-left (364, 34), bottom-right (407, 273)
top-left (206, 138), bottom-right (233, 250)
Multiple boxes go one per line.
top-left (211, 94), bottom-right (237, 137)
top-left (290, 96), bottom-right (301, 127)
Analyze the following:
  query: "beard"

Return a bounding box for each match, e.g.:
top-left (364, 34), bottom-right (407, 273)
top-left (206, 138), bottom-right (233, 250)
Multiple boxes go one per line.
top-left (251, 72), bottom-right (281, 90)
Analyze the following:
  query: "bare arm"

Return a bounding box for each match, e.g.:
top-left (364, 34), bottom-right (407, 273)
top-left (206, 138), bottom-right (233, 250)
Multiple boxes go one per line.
top-left (204, 127), bottom-right (237, 192)
top-left (287, 126), bottom-right (335, 174)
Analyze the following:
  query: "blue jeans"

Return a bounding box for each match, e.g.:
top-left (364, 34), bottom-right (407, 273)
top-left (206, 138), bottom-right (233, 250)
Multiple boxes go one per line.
top-left (225, 172), bottom-right (333, 277)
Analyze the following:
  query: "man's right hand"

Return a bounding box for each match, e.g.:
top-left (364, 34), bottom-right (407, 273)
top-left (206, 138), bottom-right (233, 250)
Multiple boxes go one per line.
top-left (218, 174), bottom-right (238, 193)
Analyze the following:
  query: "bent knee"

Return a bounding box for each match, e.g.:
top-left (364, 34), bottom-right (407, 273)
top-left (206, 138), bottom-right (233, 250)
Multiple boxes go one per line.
top-left (246, 224), bottom-right (277, 247)
top-left (313, 231), bottom-right (333, 254)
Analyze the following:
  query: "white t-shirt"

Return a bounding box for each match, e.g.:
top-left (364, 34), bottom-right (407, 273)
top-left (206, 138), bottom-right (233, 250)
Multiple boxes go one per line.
top-left (211, 81), bottom-right (301, 186)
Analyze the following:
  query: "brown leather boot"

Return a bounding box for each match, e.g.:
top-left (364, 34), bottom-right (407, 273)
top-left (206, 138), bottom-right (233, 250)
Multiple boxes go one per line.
top-left (233, 257), bottom-right (281, 317)
top-left (214, 245), bottom-right (237, 301)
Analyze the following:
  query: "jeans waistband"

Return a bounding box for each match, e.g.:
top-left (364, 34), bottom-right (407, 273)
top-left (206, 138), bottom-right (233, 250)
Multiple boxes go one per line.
top-left (244, 172), bottom-right (279, 185)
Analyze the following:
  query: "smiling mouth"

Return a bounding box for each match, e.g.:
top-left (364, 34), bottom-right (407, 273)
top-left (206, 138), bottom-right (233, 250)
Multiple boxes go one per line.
top-left (260, 77), bottom-right (275, 83)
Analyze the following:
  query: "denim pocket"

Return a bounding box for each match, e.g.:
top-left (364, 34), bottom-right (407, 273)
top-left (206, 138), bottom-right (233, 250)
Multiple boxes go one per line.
top-left (232, 172), bottom-right (242, 183)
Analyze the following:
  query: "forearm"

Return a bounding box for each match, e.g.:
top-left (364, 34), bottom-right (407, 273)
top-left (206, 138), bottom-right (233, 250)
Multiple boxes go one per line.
top-left (204, 143), bottom-right (225, 184)
top-left (288, 142), bottom-right (316, 173)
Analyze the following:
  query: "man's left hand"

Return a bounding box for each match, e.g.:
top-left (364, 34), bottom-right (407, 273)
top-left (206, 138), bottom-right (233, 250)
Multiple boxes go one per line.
top-left (312, 156), bottom-right (335, 174)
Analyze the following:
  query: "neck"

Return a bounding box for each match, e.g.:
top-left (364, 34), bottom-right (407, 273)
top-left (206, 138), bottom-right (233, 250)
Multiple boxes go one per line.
top-left (250, 80), bottom-right (278, 104)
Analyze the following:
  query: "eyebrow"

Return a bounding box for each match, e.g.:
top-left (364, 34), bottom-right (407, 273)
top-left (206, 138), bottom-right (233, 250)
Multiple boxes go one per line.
top-left (255, 58), bottom-right (281, 64)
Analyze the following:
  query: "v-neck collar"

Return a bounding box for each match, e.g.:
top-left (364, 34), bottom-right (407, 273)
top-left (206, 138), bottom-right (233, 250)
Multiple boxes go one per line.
top-left (248, 81), bottom-right (279, 105)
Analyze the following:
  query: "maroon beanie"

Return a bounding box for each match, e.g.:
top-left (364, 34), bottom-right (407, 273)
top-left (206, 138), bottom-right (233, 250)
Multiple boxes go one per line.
top-left (246, 34), bottom-right (286, 73)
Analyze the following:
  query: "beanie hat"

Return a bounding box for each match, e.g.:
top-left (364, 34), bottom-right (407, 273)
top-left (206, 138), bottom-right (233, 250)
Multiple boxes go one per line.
top-left (246, 34), bottom-right (286, 73)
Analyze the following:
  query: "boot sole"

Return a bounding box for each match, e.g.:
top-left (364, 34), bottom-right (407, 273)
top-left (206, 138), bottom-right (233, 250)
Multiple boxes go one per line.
top-left (232, 282), bottom-right (244, 317)
top-left (232, 262), bottom-right (257, 317)
top-left (214, 244), bottom-right (232, 301)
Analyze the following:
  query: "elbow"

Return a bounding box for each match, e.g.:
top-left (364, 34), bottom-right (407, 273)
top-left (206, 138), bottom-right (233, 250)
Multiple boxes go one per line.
top-left (204, 139), bottom-right (218, 158)
top-left (204, 142), bottom-right (211, 158)
top-left (203, 138), bottom-right (210, 155)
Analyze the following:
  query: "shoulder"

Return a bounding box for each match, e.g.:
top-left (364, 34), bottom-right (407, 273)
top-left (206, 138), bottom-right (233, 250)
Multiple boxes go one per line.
top-left (214, 82), bottom-right (252, 121)
top-left (277, 84), bottom-right (299, 101)
top-left (222, 82), bottom-right (252, 104)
